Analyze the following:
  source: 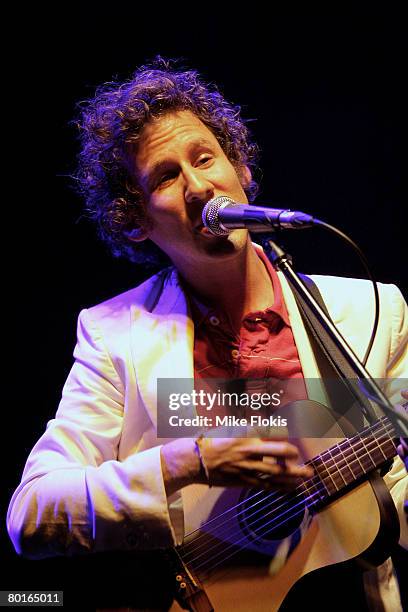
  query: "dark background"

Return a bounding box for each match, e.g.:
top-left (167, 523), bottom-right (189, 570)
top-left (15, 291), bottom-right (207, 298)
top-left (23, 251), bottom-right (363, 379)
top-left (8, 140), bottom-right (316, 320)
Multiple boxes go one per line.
top-left (3, 6), bottom-right (406, 610)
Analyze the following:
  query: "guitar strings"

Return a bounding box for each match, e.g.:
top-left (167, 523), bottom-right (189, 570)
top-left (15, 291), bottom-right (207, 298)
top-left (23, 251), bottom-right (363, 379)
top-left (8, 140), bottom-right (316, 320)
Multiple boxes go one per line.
top-left (189, 481), bottom-right (328, 577)
top-left (185, 430), bottom-right (395, 571)
top-left (180, 473), bottom-right (318, 563)
top-left (195, 507), bottom-right (308, 579)
top-left (179, 423), bottom-right (395, 574)
top-left (183, 431), bottom-right (396, 578)
top-left (182, 485), bottom-right (317, 570)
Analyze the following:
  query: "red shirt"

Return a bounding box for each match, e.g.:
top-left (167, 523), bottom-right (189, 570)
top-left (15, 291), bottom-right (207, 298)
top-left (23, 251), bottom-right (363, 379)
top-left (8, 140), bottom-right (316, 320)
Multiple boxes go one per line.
top-left (186, 249), bottom-right (308, 414)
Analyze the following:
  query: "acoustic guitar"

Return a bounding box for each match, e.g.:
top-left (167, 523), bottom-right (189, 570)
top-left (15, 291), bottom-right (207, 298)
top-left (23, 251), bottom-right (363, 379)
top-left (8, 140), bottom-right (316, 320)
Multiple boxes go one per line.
top-left (164, 400), bottom-right (401, 612)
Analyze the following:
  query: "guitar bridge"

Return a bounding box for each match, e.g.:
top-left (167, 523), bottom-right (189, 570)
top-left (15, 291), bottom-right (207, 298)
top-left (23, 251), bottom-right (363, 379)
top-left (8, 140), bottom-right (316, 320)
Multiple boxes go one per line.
top-left (163, 548), bottom-right (214, 612)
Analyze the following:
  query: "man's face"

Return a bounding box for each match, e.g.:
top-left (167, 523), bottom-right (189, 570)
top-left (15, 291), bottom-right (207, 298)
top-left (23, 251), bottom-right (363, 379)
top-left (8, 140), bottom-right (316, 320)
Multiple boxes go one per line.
top-left (133, 110), bottom-right (251, 269)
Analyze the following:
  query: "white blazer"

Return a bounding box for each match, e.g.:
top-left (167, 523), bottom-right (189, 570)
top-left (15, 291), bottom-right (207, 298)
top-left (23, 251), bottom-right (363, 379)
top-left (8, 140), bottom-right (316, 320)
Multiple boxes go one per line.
top-left (7, 263), bottom-right (408, 561)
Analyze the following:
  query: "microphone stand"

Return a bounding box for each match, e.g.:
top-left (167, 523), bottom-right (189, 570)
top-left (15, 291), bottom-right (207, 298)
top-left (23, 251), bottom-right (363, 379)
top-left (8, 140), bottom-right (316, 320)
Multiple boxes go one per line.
top-left (264, 239), bottom-right (408, 438)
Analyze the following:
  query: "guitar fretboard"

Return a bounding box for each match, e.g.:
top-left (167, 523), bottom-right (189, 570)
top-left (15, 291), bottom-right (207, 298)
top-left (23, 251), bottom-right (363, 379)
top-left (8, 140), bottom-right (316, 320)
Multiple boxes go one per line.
top-left (304, 417), bottom-right (396, 509)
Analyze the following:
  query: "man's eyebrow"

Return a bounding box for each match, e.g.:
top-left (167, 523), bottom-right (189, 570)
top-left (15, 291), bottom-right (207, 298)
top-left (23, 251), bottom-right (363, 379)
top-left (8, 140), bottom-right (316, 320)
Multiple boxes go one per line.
top-left (190, 137), bottom-right (216, 150)
top-left (137, 160), bottom-right (170, 192)
top-left (146, 160), bottom-right (171, 181)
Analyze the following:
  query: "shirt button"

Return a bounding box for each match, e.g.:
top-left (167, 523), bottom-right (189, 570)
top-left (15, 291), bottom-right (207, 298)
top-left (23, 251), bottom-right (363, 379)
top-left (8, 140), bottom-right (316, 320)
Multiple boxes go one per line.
top-left (209, 315), bottom-right (220, 326)
top-left (231, 349), bottom-right (240, 359)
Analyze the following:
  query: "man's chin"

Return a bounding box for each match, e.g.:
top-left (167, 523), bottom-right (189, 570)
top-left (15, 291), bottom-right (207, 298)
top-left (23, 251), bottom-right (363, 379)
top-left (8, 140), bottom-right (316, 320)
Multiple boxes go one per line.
top-left (198, 229), bottom-right (249, 256)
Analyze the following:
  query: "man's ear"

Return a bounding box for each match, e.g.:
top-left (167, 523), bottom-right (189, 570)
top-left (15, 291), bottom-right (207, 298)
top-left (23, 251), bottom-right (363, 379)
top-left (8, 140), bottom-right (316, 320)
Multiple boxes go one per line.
top-left (123, 227), bottom-right (148, 242)
top-left (239, 165), bottom-right (252, 190)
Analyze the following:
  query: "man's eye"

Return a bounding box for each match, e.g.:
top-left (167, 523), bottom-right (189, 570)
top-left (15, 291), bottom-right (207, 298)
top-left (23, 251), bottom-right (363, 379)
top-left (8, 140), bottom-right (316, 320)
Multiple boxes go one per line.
top-left (157, 172), bottom-right (176, 187)
top-left (197, 155), bottom-right (213, 165)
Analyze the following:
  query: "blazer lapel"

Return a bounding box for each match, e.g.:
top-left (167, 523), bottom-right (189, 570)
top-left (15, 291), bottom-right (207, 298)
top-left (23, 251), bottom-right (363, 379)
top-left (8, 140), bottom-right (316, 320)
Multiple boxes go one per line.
top-left (130, 269), bottom-right (194, 430)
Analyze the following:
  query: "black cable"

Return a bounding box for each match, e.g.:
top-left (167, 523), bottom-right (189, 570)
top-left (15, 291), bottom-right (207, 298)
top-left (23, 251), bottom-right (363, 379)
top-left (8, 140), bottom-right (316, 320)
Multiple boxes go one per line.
top-left (313, 219), bottom-right (380, 367)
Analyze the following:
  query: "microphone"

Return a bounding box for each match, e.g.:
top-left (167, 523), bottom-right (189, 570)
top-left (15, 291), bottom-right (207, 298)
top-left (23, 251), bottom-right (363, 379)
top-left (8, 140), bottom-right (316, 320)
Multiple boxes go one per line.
top-left (202, 196), bottom-right (315, 236)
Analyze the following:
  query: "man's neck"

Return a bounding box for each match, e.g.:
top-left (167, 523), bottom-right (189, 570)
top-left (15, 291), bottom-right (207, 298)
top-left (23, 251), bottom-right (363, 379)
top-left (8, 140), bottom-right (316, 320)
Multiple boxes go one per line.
top-left (178, 241), bottom-right (274, 331)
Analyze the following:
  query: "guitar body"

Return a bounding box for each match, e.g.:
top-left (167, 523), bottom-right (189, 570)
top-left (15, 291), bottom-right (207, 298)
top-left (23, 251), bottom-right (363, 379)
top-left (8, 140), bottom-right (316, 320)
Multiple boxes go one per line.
top-left (171, 479), bottom-right (382, 611)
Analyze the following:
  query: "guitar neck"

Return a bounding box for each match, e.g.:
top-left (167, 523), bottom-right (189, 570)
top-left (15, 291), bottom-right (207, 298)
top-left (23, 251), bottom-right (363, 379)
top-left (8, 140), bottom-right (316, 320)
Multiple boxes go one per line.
top-left (303, 416), bottom-right (397, 510)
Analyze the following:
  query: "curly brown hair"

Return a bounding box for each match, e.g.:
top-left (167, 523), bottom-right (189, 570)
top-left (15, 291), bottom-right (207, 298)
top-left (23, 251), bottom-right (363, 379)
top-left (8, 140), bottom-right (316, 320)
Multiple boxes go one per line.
top-left (75, 57), bottom-right (260, 267)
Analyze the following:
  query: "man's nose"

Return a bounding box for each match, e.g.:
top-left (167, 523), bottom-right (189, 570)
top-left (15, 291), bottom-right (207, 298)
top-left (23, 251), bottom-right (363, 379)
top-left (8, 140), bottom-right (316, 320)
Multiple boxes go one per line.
top-left (184, 168), bottom-right (214, 204)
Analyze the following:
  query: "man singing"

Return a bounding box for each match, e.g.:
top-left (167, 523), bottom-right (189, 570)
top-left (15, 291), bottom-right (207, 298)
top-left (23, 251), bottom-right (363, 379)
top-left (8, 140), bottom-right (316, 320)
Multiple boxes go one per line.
top-left (7, 58), bottom-right (407, 611)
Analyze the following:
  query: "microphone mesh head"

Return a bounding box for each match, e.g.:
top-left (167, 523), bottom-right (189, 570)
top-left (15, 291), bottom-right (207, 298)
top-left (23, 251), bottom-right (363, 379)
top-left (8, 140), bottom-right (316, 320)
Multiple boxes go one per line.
top-left (202, 196), bottom-right (234, 236)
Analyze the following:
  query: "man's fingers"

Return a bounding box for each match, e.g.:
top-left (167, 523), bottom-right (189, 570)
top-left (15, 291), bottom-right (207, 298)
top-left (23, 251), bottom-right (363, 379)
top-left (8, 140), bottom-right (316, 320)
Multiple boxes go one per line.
top-left (237, 459), bottom-right (314, 479)
top-left (243, 441), bottom-right (300, 460)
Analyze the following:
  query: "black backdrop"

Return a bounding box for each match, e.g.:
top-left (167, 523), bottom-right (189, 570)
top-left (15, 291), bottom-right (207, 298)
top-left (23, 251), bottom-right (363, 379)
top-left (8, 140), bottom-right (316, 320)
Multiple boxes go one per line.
top-left (3, 7), bottom-right (406, 610)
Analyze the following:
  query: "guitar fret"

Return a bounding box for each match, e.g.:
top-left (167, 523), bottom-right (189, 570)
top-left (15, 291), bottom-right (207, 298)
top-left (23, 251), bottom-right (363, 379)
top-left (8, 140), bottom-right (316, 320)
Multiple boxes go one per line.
top-left (320, 445), bottom-right (358, 485)
top-left (363, 431), bottom-right (395, 464)
top-left (302, 475), bottom-right (327, 510)
top-left (376, 437), bottom-right (396, 460)
top-left (321, 448), bottom-right (365, 491)
top-left (323, 448), bottom-right (348, 488)
top-left (361, 432), bottom-right (387, 468)
top-left (376, 429), bottom-right (395, 458)
top-left (308, 459), bottom-right (334, 496)
top-left (335, 443), bottom-right (357, 482)
top-left (343, 442), bottom-right (372, 478)
top-left (374, 436), bottom-right (388, 460)
top-left (316, 455), bottom-right (340, 494)
top-left (327, 447), bottom-right (349, 486)
top-left (353, 439), bottom-right (375, 473)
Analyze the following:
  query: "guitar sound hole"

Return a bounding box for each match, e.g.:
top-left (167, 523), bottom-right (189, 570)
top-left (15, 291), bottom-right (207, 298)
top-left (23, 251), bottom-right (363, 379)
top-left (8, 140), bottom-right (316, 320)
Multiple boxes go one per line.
top-left (238, 488), bottom-right (306, 542)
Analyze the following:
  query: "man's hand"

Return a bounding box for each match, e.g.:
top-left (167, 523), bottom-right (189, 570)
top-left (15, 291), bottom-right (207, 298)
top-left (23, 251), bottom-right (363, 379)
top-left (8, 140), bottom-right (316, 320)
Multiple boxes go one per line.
top-left (160, 437), bottom-right (313, 496)
top-left (196, 437), bottom-right (313, 488)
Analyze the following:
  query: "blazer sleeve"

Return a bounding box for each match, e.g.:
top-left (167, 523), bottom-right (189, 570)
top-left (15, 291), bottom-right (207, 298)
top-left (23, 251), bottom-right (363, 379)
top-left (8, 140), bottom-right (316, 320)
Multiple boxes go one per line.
top-left (382, 284), bottom-right (408, 549)
top-left (7, 308), bottom-right (178, 559)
